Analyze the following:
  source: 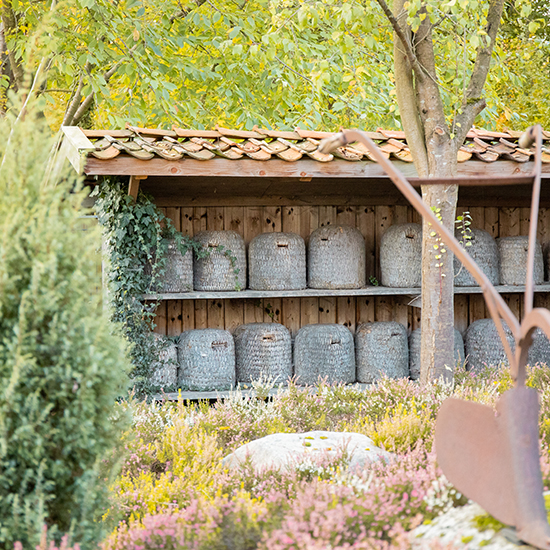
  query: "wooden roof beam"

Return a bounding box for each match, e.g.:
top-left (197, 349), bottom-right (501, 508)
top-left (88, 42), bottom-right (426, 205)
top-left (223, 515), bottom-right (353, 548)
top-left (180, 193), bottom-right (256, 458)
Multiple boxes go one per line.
top-left (83, 156), bottom-right (550, 180)
top-left (61, 126), bottom-right (95, 174)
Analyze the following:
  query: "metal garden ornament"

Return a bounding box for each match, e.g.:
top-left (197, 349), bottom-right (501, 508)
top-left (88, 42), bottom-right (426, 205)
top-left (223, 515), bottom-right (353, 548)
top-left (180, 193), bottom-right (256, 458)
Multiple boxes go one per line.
top-left (320, 125), bottom-right (550, 549)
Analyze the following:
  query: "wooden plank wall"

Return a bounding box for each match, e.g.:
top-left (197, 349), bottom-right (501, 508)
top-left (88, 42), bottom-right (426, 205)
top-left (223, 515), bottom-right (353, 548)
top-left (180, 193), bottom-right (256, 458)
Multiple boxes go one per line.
top-left (153, 205), bottom-right (550, 337)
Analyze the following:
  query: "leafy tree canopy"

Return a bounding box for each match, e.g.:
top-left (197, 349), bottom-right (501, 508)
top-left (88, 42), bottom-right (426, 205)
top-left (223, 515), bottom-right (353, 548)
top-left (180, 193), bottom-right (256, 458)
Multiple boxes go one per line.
top-left (1, 0), bottom-right (546, 131)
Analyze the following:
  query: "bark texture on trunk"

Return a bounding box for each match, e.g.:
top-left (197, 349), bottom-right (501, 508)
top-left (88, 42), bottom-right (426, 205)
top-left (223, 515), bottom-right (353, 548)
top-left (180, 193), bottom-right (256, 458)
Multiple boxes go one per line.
top-left (420, 115), bottom-right (459, 382)
top-left (420, 181), bottom-right (458, 383)
top-left (396, 6), bottom-right (459, 381)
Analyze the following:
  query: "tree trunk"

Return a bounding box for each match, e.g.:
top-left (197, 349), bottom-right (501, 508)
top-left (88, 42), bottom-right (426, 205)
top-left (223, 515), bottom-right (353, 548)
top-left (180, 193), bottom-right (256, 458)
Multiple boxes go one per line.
top-left (420, 138), bottom-right (458, 383)
top-left (376, 0), bottom-right (505, 382)
top-left (0, 4), bottom-right (24, 92)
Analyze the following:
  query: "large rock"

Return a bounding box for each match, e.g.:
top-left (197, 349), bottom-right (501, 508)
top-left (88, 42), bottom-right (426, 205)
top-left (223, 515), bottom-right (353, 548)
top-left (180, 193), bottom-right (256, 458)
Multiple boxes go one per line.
top-left (223, 431), bottom-right (391, 472)
top-left (411, 501), bottom-right (540, 549)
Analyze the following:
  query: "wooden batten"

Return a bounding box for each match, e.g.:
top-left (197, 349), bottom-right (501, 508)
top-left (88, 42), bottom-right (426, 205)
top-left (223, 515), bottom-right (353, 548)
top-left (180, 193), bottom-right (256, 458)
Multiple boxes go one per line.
top-left (128, 175), bottom-right (147, 200)
top-left (144, 285), bottom-right (550, 301)
top-left (84, 156), bottom-right (549, 180)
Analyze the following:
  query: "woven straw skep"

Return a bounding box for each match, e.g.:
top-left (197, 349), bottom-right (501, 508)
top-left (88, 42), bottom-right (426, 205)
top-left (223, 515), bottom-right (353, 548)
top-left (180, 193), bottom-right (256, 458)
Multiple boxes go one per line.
top-left (497, 236), bottom-right (544, 285)
top-left (145, 238), bottom-right (193, 293)
top-left (409, 328), bottom-right (465, 380)
top-left (527, 328), bottom-right (550, 366)
top-left (150, 333), bottom-right (178, 388)
top-left (465, 319), bottom-right (515, 372)
top-left (380, 223), bottom-right (422, 288)
top-left (356, 322), bottom-right (408, 383)
top-left (234, 323), bottom-right (292, 384)
top-left (193, 231), bottom-right (246, 291)
top-left (177, 329), bottom-right (235, 391)
top-left (249, 232), bottom-right (306, 290)
top-left (308, 225), bottom-right (366, 289)
top-left (294, 324), bottom-right (355, 385)
top-left (453, 228), bottom-right (499, 287)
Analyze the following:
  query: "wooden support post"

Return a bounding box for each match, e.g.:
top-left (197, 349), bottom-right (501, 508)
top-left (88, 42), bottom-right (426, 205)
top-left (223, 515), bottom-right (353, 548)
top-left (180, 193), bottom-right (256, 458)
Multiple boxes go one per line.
top-left (128, 175), bottom-right (147, 201)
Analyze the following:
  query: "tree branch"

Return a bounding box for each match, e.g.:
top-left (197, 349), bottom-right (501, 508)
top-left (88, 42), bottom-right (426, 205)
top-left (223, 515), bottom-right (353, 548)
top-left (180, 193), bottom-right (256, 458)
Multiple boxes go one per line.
top-left (374, 0), bottom-right (423, 77)
top-left (454, 0), bottom-right (505, 145)
top-left (62, 65), bottom-right (88, 126)
top-left (391, 0), bottom-right (429, 177)
top-left (68, 44), bottom-right (138, 126)
top-left (70, 60), bottom-right (121, 126)
top-left (0, 23), bottom-right (8, 113)
top-left (170, 0), bottom-right (207, 24)
top-left (40, 88), bottom-right (72, 93)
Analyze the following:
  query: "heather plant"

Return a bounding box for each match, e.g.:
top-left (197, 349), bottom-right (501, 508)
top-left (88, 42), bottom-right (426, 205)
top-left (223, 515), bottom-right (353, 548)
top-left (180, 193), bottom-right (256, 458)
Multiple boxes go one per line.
top-left (106, 365), bottom-right (550, 549)
top-left (15, 526), bottom-right (82, 550)
top-left (527, 363), bottom-right (550, 391)
top-left (105, 492), bottom-right (271, 550)
top-left (109, 400), bottom-right (223, 523)
top-left (0, 105), bottom-right (130, 549)
top-left (363, 404), bottom-right (434, 453)
top-left (106, 444), bottom-right (465, 550)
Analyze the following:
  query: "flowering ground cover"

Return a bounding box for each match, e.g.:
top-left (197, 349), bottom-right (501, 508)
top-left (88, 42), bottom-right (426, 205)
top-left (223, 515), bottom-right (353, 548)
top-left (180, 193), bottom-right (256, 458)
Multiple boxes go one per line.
top-left (96, 365), bottom-right (550, 550)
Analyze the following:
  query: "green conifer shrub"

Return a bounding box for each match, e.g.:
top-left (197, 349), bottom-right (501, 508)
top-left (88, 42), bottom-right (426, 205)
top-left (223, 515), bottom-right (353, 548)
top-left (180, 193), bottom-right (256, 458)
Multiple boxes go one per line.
top-left (0, 107), bottom-right (130, 549)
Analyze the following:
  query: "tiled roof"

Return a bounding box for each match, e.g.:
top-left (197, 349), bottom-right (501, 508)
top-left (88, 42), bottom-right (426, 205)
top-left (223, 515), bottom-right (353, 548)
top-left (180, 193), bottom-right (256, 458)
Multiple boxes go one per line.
top-left (82, 124), bottom-right (550, 164)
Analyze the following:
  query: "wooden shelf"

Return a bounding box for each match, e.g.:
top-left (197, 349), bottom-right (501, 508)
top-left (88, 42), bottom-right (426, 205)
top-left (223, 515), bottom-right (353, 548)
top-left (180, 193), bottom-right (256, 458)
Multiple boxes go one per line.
top-left (154, 383), bottom-right (371, 401)
top-left (144, 284), bottom-right (550, 301)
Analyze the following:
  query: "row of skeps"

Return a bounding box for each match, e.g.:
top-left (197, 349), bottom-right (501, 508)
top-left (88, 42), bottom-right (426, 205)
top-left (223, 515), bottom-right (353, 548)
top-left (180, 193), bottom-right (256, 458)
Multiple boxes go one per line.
top-left (151, 224), bottom-right (546, 293)
top-left (151, 319), bottom-right (550, 391)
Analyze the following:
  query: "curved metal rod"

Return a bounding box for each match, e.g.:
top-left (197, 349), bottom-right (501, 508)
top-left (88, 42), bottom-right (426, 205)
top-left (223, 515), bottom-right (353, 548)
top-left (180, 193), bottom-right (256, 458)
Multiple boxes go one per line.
top-left (524, 125), bottom-right (543, 316)
top-left (319, 128), bottom-right (543, 382)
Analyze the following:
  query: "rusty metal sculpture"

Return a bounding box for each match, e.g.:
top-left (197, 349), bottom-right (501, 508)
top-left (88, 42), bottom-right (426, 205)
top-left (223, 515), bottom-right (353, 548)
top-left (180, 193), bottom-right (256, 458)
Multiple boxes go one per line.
top-left (319, 126), bottom-right (550, 549)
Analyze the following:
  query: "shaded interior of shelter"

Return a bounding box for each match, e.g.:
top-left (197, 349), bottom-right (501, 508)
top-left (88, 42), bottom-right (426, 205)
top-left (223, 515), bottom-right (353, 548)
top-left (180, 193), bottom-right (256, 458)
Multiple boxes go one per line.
top-left (103, 174), bottom-right (550, 208)
top-left (136, 201), bottom-right (550, 339)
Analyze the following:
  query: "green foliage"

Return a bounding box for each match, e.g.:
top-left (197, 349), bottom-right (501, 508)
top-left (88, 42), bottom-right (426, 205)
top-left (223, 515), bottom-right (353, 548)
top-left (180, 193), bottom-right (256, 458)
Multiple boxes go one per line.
top-left (213, 244), bottom-right (242, 291)
top-left (493, 36), bottom-right (550, 130)
top-left (488, 1), bottom-right (550, 129)
top-left (3, 0), bottom-right (539, 131)
top-left (93, 182), bottom-right (195, 396)
top-left (455, 211), bottom-right (473, 248)
top-left (472, 512), bottom-right (506, 532)
top-left (0, 105), bottom-right (131, 548)
top-left (93, 182), bottom-right (240, 396)
top-left (18, 0), bottom-right (396, 129)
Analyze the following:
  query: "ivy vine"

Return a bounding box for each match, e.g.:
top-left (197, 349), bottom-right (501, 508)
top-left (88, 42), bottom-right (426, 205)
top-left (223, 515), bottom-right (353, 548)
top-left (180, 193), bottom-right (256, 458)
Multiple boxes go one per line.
top-left (455, 211), bottom-right (473, 249)
top-left (92, 180), bottom-right (192, 395)
top-left (92, 179), bottom-right (241, 397)
top-left (211, 244), bottom-right (242, 291)
top-left (428, 208), bottom-right (474, 296)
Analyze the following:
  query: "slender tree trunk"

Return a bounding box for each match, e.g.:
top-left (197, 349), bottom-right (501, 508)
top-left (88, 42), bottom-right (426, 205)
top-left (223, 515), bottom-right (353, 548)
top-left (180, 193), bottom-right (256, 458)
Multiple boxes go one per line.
top-left (420, 141), bottom-right (458, 382)
top-left (376, 0), bottom-right (505, 382)
top-left (0, 4), bottom-right (24, 92)
top-left (391, 3), bottom-right (459, 381)
top-left (0, 23), bottom-right (7, 113)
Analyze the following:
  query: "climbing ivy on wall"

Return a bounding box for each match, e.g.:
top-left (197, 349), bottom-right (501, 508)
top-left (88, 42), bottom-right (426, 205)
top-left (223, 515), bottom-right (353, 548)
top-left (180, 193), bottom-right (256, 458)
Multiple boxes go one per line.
top-left (92, 180), bottom-right (203, 397)
top-left (93, 180), bottom-right (242, 397)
